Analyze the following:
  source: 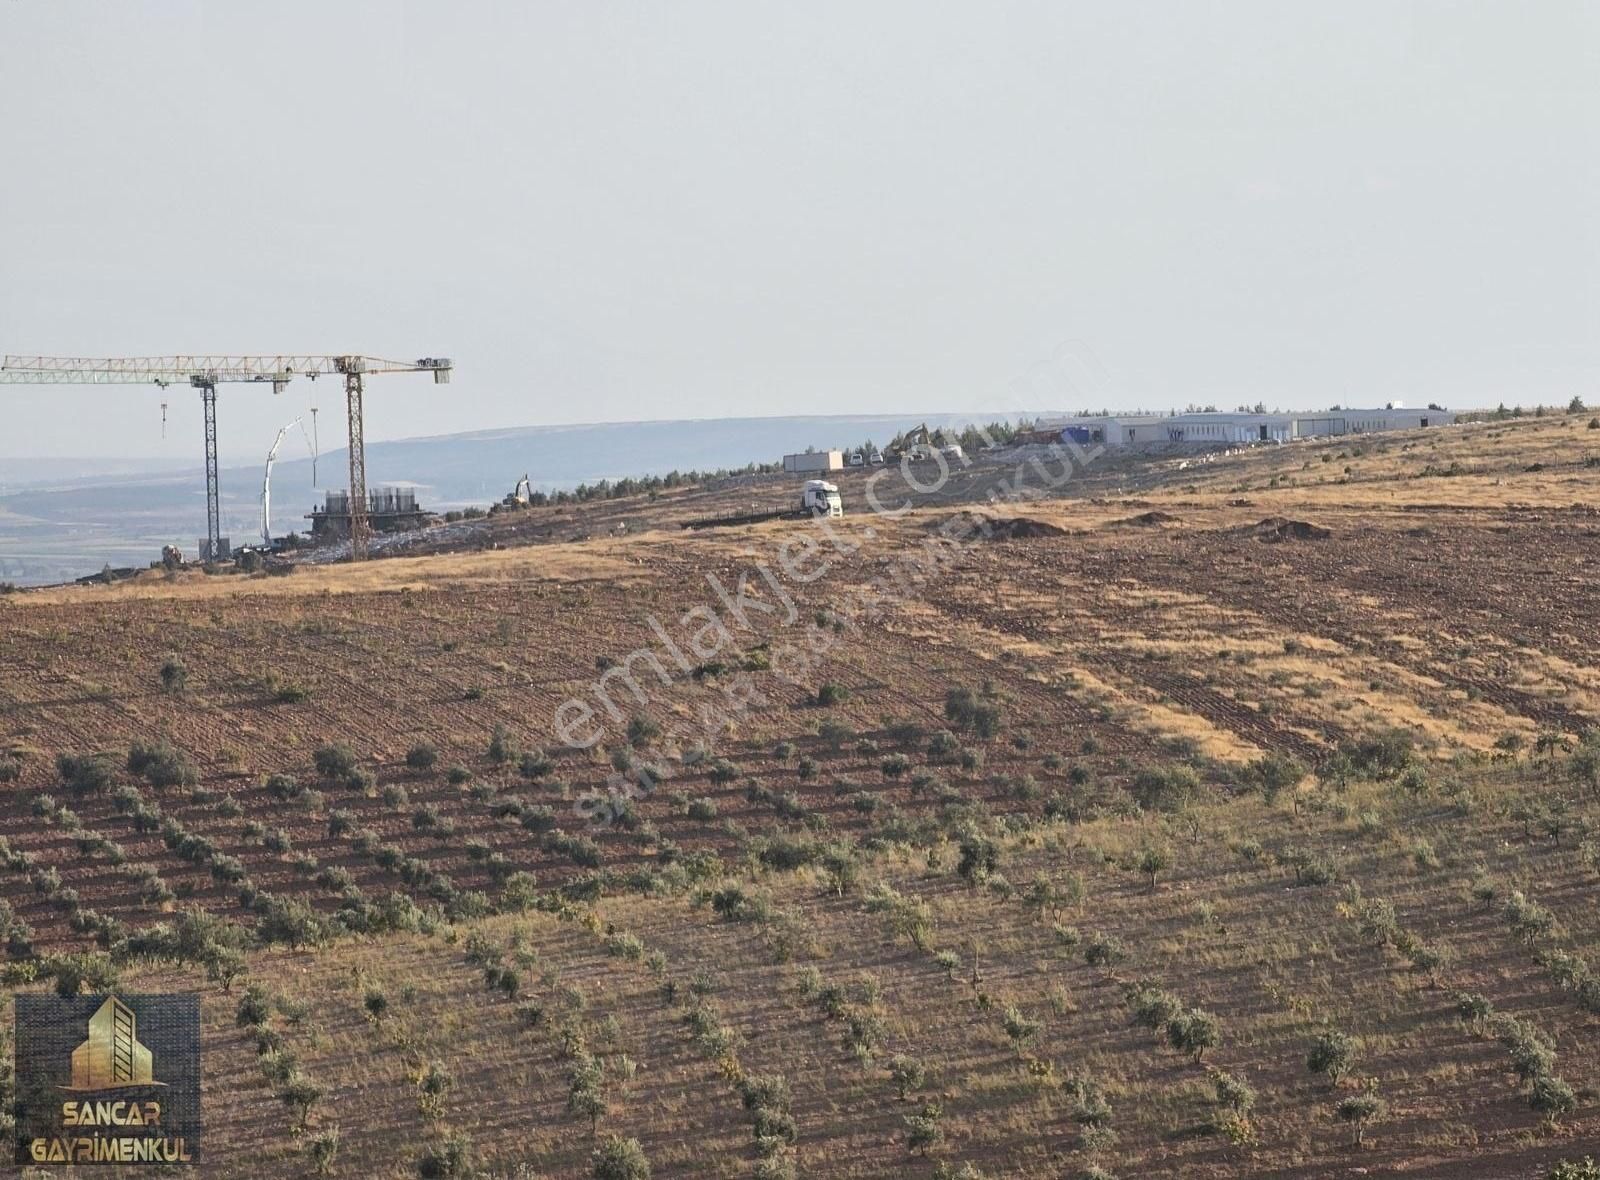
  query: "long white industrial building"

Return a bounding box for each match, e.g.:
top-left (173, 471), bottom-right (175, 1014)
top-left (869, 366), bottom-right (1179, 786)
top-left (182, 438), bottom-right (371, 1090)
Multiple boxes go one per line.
top-left (1045, 406), bottom-right (1454, 449)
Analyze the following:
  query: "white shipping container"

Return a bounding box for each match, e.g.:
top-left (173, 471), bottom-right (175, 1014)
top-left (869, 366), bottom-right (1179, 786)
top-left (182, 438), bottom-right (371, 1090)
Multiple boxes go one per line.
top-left (782, 450), bottom-right (843, 473)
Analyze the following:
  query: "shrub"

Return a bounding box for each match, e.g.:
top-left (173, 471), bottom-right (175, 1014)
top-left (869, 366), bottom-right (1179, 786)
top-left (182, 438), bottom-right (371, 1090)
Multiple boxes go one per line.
top-left (1286, 847), bottom-right (1339, 887)
top-left (1001, 1006), bottom-right (1041, 1055)
top-left (1455, 991), bottom-right (1494, 1031)
top-left (1129, 986), bottom-right (1183, 1032)
top-left (127, 741), bottom-right (199, 788)
top-left (313, 744), bottom-right (358, 781)
top-left (1307, 1030), bottom-right (1355, 1085)
top-left (488, 724), bottom-right (519, 764)
top-left (268, 675), bottom-right (311, 704)
top-left (1245, 753), bottom-right (1304, 803)
top-left (593, 1135), bottom-right (651, 1180)
top-left (904, 1100), bottom-right (944, 1156)
top-left (815, 682), bottom-right (849, 707)
top-left (1130, 765), bottom-right (1198, 813)
top-left (864, 882), bottom-right (933, 951)
top-left (1083, 934), bottom-right (1127, 969)
top-left (1355, 897), bottom-right (1399, 946)
top-left (1530, 1073), bottom-right (1577, 1123)
top-left (279, 1072), bottom-right (324, 1131)
top-left (945, 687), bottom-right (1002, 738)
top-left (817, 720), bottom-right (855, 751)
top-left (1548, 1159), bottom-right (1600, 1180)
top-left (48, 951), bottom-right (120, 998)
top-left (417, 1132), bottom-right (473, 1179)
top-left (887, 1054), bottom-right (926, 1099)
top-left (417, 1060), bottom-right (453, 1118)
top-left (406, 743), bottom-right (438, 772)
top-left (626, 713), bottom-right (660, 748)
top-left (1136, 845), bottom-right (1170, 890)
top-left (881, 754), bottom-right (911, 779)
top-left (1167, 1009), bottom-right (1220, 1061)
top-left (236, 983), bottom-right (272, 1028)
top-left (307, 1126), bottom-right (341, 1175)
top-left (1339, 728), bottom-right (1416, 778)
top-left (158, 656), bottom-right (187, 694)
top-left (955, 833), bottom-right (1000, 887)
top-left (568, 1053), bottom-right (609, 1135)
top-left (1213, 1070), bottom-right (1255, 1114)
top-left (57, 753), bottom-right (115, 795)
top-left (1498, 1019), bottom-right (1557, 1082)
top-left (1503, 890), bottom-right (1555, 945)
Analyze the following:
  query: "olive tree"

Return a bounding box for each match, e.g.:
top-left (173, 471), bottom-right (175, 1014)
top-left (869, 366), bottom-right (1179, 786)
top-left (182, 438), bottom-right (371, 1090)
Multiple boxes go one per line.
top-left (1307, 1030), bottom-right (1355, 1086)
top-left (1335, 1092), bottom-right (1386, 1146)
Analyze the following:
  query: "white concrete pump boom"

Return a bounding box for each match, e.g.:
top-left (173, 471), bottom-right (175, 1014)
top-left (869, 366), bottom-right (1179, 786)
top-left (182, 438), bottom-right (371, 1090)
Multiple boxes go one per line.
top-left (262, 418), bottom-right (303, 548)
top-left (0, 353), bottom-right (453, 561)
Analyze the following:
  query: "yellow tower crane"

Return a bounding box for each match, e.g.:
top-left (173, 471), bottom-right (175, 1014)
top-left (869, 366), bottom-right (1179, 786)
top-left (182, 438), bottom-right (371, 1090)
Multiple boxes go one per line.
top-left (0, 354), bottom-right (452, 561)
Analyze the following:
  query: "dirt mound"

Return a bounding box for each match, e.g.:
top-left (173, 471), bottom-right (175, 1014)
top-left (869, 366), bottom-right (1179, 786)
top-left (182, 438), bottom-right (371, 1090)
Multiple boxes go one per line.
top-left (1107, 510), bottom-right (1180, 529)
top-left (934, 512), bottom-right (1069, 540)
top-left (1244, 516), bottom-right (1331, 542)
top-left (982, 515), bottom-right (1069, 540)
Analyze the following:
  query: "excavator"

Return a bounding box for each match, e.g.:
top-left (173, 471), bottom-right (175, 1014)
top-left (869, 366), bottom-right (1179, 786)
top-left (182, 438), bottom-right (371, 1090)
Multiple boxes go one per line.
top-left (491, 474), bottom-right (534, 515)
top-left (884, 423), bottom-right (936, 462)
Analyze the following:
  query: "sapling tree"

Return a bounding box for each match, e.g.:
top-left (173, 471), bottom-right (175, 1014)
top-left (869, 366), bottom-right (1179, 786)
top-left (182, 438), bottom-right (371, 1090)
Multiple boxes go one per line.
top-left (1001, 1005), bottom-right (1041, 1056)
top-left (1335, 1091), bottom-right (1386, 1146)
top-left (905, 1100), bottom-right (944, 1156)
top-left (568, 1054), bottom-right (608, 1136)
top-left (887, 1054), bottom-right (926, 1100)
top-left (280, 1072), bottom-right (324, 1132)
top-left (1167, 1009), bottom-right (1220, 1062)
top-left (1136, 845), bottom-right (1170, 891)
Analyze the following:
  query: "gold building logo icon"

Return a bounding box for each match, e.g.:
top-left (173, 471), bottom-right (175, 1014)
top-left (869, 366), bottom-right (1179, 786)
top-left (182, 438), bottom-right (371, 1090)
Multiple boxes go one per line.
top-left (66, 997), bottom-right (162, 1091)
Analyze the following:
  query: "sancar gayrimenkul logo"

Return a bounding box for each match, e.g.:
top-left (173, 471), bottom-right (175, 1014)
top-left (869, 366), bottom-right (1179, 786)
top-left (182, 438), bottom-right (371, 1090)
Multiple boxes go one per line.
top-left (14, 993), bottom-right (201, 1166)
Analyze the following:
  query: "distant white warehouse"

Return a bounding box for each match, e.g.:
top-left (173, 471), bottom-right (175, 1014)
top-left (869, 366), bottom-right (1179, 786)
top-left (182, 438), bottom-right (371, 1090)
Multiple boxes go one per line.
top-left (1044, 407), bottom-right (1454, 449)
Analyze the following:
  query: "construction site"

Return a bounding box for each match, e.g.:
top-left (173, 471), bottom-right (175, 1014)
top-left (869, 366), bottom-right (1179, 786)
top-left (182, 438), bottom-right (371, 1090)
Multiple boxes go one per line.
top-left (0, 354), bottom-right (452, 573)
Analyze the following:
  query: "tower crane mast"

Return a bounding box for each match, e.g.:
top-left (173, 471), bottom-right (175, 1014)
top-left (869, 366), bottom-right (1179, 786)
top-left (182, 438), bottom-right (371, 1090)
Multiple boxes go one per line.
top-left (0, 353), bottom-right (452, 561)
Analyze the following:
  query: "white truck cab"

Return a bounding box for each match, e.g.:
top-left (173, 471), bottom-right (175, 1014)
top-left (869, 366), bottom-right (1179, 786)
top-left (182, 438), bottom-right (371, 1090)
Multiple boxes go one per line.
top-left (802, 480), bottom-right (843, 517)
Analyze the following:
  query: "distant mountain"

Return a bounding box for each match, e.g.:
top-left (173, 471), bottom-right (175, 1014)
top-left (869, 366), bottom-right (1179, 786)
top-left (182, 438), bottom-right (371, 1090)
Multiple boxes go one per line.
top-left (0, 410), bottom-right (1049, 585)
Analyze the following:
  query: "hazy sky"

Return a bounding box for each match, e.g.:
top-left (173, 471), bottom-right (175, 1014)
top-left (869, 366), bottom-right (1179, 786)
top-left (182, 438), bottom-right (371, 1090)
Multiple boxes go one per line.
top-left (1, 2), bottom-right (1595, 459)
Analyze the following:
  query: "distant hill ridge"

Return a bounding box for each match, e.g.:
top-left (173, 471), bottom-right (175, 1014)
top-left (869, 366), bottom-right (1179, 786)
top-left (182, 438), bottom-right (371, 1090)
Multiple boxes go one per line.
top-left (0, 409), bottom-right (1050, 584)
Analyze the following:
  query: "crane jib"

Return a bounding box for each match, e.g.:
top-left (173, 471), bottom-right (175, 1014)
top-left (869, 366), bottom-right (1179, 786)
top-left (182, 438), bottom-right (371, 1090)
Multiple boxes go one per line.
top-left (0, 352), bottom-right (454, 562)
